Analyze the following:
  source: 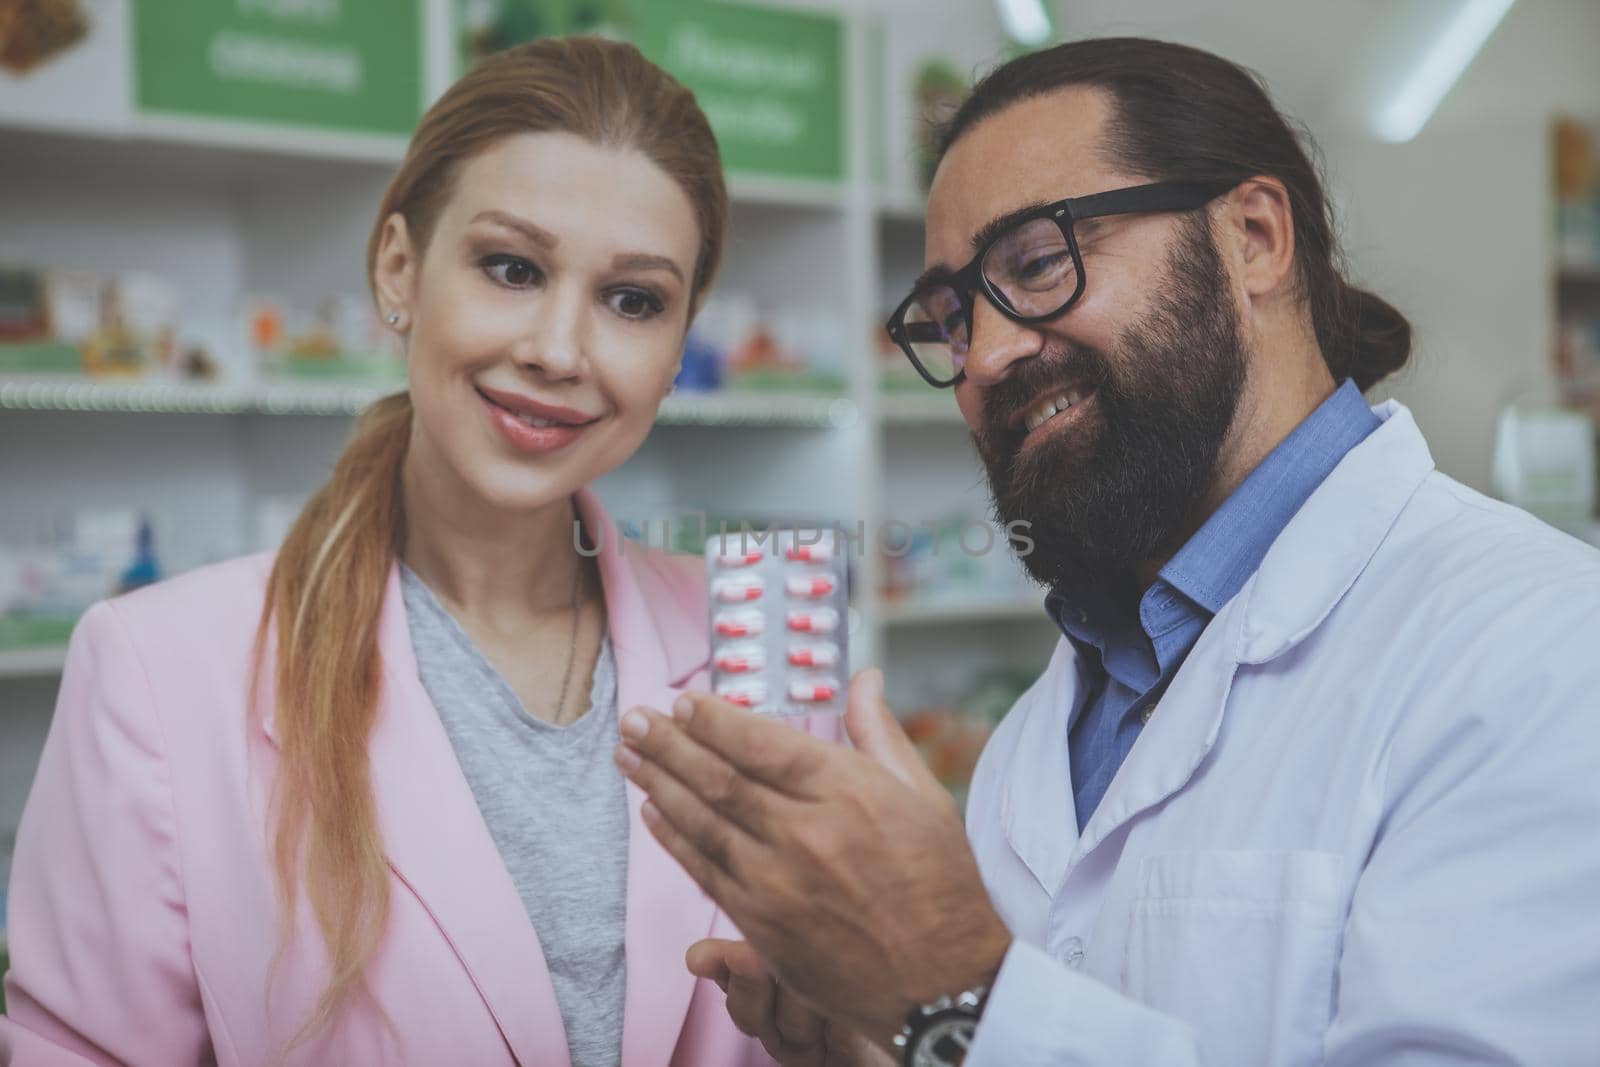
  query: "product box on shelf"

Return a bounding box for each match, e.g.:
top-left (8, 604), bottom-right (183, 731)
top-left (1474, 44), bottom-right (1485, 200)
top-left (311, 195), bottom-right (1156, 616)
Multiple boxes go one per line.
top-left (901, 667), bottom-right (1037, 807)
top-left (0, 510), bottom-right (165, 652)
top-left (879, 513), bottom-right (1036, 606)
top-left (676, 294), bottom-right (846, 396)
top-left (246, 294), bottom-right (405, 384)
top-left (0, 264), bottom-right (218, 380)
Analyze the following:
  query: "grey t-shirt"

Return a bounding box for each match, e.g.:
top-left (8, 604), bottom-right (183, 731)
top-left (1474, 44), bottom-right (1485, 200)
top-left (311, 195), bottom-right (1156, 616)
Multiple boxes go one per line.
top-left (400, 565), bottom-right (627, 1067)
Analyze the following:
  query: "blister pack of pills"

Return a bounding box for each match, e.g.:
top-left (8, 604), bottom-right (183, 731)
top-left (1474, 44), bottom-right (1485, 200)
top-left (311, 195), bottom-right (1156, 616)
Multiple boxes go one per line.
top-left (705, 527), bottom-right (849, 717)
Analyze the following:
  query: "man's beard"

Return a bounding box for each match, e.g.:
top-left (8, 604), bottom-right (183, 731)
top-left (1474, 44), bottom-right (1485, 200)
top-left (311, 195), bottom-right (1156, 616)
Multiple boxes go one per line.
top-left (975, 218), bottom-right (1248, 594)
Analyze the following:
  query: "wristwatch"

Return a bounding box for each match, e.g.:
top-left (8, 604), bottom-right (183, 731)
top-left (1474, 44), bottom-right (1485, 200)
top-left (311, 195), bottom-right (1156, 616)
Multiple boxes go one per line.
top-left (893, 985), bottom-right (989, 1067)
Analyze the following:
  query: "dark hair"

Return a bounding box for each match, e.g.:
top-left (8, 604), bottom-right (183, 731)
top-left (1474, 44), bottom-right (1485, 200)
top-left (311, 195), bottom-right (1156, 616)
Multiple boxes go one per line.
top-left (938, 37), bottom-right (1410, 392)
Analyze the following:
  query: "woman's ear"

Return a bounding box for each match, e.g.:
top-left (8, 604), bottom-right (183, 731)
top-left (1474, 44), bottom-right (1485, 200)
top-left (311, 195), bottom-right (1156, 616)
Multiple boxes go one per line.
top-left (373, 212), bottom-right (417, 331)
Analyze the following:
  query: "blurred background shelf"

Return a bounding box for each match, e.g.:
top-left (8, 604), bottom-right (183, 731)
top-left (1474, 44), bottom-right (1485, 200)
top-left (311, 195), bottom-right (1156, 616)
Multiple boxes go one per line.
top-left (880, 594), bottom-right (1045, 627)
top-left (0, 123), bottom-right (853, 216)
top-left (0, 646), bottom-right (70, 681)
top-left (0, 375), bottom-right (857, 427)
top-left (877, 391), bottom-right (968, 424)
top-left (658, 390), bottom-right (857, 428)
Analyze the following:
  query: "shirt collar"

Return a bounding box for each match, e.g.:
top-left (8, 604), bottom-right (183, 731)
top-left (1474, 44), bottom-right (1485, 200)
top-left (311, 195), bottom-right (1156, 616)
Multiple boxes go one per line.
top-left (1159, 379), bottom-right (1380, 614)
top-left (1048, 378), bottom-right (1381, 639)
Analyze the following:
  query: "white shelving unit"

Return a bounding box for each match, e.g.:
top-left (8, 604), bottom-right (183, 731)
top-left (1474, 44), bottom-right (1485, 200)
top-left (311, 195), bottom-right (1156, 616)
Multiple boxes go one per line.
top-left (880, 594), bottom-right (1047, 628)
top-left (0, 374), bottom-right (857, 426)
top-left (0, 647), bottom-right (70, 682)
top-left (0, 4), bottom-right (1057, 834)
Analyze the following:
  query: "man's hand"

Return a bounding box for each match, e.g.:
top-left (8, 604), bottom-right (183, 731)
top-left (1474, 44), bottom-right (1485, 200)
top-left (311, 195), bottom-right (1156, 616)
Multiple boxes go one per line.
top-left (688, 938), bottom-right (893, 1067)
top-left (614, 668), bottom-right (1012, 1046)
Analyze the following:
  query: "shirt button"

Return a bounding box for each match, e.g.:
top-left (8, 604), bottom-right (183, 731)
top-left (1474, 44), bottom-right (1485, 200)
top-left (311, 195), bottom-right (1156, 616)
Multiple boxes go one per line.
top-left (1061, 936), bottom-right (1085, 968)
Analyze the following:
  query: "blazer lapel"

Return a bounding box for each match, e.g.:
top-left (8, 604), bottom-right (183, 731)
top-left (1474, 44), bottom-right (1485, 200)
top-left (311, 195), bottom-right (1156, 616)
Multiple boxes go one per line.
top-left (260, 567), bottom-right (571, 1067)
top-left (575, 491), bottom-right (720, 1067)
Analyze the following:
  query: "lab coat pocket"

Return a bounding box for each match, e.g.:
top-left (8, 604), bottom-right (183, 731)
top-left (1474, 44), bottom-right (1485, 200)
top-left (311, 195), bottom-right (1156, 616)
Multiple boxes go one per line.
top-left (1122, 849), bottom-right (1342, 1066)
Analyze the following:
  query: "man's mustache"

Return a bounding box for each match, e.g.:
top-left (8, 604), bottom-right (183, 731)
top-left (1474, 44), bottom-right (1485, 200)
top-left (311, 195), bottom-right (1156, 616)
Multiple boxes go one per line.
top-left (977, 342), bottom-right (1112, 451)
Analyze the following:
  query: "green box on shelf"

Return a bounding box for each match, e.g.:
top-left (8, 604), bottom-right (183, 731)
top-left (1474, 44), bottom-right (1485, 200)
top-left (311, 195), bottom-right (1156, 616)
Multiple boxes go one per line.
top-left (133, 0), bottom-right (424, 136)
top-left (273, 355), bottom-right (407, 382)
top-left (0, 342), bottom-right (82, 374)
top-left (0, 614), bottom-right (78, 651)
top-left (455, 0), bottom-right (843, 182)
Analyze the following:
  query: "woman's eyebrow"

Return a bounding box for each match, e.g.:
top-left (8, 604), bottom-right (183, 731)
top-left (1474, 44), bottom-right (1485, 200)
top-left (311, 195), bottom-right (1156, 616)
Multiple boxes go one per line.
top-left (470, 210), bottom-right (558, 249)
top-left (612, 252), bottom-right (684, 282)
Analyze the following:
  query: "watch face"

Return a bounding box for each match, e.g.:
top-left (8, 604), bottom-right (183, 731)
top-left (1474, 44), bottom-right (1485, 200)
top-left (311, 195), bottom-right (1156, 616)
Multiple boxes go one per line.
top-left (911, 1014), bottom-right (976, 1067)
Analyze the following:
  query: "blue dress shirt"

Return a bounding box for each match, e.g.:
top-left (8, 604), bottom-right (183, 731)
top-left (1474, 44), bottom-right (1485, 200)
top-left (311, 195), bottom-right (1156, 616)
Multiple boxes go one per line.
top-left (1047, 379), bottom-right (1382, 831)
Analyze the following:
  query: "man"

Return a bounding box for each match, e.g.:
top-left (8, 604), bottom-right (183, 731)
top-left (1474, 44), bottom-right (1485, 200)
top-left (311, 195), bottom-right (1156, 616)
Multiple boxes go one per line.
top-left (613, 38), bottom-right (1600, 1066)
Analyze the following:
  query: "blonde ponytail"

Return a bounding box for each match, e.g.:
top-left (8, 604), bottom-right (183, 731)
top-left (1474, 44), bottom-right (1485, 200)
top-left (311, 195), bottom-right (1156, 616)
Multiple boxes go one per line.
top-left (253, 392), bottom-right (410, 1047)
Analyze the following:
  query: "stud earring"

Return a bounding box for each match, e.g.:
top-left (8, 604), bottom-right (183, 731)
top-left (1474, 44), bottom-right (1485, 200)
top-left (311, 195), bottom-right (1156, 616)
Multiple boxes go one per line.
top-left (386, 312), bottom-right (401, 326)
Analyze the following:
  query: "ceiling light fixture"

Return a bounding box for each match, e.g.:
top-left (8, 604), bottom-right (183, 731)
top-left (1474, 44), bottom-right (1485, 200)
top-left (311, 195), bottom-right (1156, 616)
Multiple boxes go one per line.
top-left (995, 0), bottom-right (1053, 48)
top-left (1373, 0), bottom-right (1518, 143)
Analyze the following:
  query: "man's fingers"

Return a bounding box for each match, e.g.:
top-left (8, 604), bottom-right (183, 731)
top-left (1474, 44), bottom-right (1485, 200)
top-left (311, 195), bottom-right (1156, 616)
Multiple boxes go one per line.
top-left (668, 691), bottom-right (840, 798)
top-left (618, 706), bottom-right (795, 839)
top-left (687, 938), bottom-right (769, 993)
top-left (843, 668), bottom-right (929, 789)
top-left (725, 971), bottom-right (779, 1045)
top-left (687, 938), bottom-right (735, 992)
top-left (774, 985), bottom-right (826, 1050)
top-left (633, 791), bottom-right (754, 922)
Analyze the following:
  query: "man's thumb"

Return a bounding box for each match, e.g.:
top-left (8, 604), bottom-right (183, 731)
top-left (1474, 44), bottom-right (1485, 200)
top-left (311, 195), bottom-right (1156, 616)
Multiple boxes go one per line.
top-left (843, 667), bottom-right (925, 787)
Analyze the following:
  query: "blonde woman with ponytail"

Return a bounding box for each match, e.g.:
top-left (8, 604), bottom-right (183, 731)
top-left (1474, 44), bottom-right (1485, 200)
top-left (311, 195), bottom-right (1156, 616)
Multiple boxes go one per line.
top-left (1, 37), bottom-right (838, 1067)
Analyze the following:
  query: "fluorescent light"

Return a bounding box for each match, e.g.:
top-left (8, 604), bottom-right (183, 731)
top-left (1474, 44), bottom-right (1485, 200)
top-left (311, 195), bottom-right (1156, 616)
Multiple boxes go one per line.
top-left (995, 0), bottom-right (1053, 47)
top-left (1373, 0), bottom-right (1517, 143)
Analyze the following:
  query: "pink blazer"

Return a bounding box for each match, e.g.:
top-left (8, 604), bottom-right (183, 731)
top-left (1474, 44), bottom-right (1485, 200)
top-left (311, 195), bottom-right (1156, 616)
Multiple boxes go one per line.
top-left (1, 490), bottom-right (834, 1066)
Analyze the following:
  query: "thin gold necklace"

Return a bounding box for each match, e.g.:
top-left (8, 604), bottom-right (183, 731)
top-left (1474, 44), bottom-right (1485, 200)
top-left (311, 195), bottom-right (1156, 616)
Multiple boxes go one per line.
top-left (551, 558), bottom-right (585, 722)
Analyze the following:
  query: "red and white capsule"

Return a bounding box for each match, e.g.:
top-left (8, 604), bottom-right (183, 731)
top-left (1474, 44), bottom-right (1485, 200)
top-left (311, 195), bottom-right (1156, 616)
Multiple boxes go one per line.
top-left (713, 548), bottom-right (765, 568)
top-left (716, 681), bottom-right (768, 708)
top-left (713, 608), bottom-right (765, 638)
top-left (714, 644), bottom-right (766, 674)
top-left (785, 574), bottom-right (835, 598)
top-left (713, 576), bottom-right (765, 603)
top-left (785, 540), bottom-right (835, 563)
top-left (786, 607), bottom-right (840, 634)
top-left (787, 643), bottom-right (839, 668)
top-left (787, 679), bottom-right (839, 703)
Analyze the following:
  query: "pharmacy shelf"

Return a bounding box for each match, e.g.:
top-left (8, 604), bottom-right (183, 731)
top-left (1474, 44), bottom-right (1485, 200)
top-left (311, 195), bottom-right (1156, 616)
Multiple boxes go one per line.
top-left (0, 646), bottom-right (69, 680)
top-left (0, 375), bottom-right (854, 427)
top-left (877, 188), bottom-right (928, 224)
top-left (880, 593), bottom-right (1046, 627)
top-left (1, 121), bottom-right (849, 215)
top-left (878, 391), bottom-right (967, 424)
top-left (658, 390), bottom-right (857, 428)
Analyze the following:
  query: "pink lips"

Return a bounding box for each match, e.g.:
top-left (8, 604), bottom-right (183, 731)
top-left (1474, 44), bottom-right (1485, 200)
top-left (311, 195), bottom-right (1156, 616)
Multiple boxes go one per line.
top-left (476, 385), bottom-right (599, 456)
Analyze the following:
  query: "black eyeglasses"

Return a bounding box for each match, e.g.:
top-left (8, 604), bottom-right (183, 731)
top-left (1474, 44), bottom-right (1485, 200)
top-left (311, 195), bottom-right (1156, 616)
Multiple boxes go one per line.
top-left (884, 179), bottom-right (1236, 388)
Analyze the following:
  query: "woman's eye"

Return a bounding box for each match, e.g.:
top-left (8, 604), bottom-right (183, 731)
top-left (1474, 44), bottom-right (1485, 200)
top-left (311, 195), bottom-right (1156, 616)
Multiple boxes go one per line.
top-left (481, 255), bottom-right (541, 289)
top-left (607, 287), bottom-right (665, 321)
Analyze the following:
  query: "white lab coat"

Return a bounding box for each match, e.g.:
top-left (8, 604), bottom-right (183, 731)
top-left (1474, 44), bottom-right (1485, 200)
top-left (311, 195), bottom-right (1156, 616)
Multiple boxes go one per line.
top-left (964, 401), bottom-right (1600, 1066)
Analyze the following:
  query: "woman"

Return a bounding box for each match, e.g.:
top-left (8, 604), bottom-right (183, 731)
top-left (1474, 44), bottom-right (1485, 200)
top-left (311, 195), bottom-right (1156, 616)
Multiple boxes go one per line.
top-left (0, 37), bottom-right (832, 1066)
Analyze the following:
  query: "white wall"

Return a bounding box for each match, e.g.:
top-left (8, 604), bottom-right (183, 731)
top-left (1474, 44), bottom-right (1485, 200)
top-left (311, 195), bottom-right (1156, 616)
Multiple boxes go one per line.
top-left (1051, 0), bottom-right (1600, 492)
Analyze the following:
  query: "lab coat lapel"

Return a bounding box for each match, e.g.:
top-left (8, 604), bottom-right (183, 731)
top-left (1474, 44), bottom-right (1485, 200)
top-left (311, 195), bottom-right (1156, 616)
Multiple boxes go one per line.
top-left (1001, 640), bottom-right (1086, 894)
top-left (1073, 598), bottom-right (1247, 862)
top-left (1070, 401), bottom-right (1436, 866)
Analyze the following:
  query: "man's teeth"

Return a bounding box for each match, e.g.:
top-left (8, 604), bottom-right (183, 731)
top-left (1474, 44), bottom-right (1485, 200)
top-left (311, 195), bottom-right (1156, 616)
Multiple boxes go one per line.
top-left (1024, 388), bottom-right (1087, 432)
